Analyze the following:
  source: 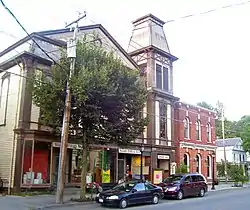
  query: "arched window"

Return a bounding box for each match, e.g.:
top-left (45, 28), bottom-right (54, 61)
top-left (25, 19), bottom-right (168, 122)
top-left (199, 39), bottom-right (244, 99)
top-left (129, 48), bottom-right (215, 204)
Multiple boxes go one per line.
top-left (183, 153), bottom-right (190, 172)
top-left (196, 154), bottom-right (201, 173)
top-left (196, 120), bottom-right (201, 140)
top-left (184, 117), bottom-right (190, 139)
top-left (207, 123), bottom-right (211, 142)
top-left (207, 155), bottom-right (212, 178)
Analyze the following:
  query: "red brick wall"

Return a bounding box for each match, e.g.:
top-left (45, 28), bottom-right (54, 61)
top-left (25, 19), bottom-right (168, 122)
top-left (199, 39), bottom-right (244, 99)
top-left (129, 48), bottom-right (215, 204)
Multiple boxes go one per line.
top-left (174, 102), bottom-right (217, 181)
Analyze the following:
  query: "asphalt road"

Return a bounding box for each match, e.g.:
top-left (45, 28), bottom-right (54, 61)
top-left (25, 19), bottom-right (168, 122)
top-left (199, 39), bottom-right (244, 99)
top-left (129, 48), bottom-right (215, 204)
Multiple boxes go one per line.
top-left (49, 188), bottom-right (250, 210)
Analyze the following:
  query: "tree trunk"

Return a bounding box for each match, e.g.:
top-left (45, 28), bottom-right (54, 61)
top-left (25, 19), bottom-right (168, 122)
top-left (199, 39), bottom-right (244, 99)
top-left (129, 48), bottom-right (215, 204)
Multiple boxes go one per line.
top-left (80, 130), bottom-right (88, 199)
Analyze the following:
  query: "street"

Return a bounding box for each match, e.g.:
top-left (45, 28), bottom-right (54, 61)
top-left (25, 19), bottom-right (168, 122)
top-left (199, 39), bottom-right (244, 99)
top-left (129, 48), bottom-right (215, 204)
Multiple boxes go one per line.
top-left (49, 188), bottom-right (250, 210)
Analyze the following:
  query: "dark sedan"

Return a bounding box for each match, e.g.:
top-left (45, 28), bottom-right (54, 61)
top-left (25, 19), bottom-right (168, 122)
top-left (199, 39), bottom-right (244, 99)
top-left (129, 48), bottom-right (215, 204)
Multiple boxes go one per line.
top-left (96, 181), bottom-right (163, 209)
top-left (158, 173), bottom-right (208, 200)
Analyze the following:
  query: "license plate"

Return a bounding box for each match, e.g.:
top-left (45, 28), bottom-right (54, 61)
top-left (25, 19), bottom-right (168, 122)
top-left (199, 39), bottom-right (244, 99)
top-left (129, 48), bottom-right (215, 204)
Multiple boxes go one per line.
top-left (99, 198), bottom-right (104, 203)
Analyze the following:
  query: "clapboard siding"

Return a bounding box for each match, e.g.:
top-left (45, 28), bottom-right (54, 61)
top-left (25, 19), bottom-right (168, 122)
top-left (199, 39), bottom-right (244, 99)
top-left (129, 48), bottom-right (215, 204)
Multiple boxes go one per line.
top-left (0, 65), bottom-right (22, 187)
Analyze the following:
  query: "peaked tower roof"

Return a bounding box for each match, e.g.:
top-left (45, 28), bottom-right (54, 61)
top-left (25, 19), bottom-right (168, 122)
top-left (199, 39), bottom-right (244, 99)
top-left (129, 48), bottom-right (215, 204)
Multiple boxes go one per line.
top-left (128, 14), bottom-right (171, 54)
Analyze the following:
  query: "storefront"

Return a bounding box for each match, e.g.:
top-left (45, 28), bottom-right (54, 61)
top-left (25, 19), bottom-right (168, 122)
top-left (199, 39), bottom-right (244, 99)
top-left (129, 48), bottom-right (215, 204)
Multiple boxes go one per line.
top-left (117, 148), bottom-right (151, 182)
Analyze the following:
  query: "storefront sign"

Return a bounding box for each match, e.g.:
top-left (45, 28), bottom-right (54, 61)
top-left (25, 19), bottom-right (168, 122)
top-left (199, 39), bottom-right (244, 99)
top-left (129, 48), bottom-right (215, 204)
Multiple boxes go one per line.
top-left (157, 155), bottom-right (170, 160)
top-left (52, 142), bottom-right (82, 150)
top-left (118, 148), bottom-right (141, 154)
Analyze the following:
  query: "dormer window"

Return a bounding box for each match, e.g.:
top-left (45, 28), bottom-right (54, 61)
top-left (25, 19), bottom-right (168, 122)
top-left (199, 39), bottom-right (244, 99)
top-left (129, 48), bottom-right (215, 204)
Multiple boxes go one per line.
top-left (156, 63), bottom-right (168, 91)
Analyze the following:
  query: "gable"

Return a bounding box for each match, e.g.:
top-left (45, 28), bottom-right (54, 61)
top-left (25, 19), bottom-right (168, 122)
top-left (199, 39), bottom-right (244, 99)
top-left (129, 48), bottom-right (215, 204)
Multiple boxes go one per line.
top-left (38, 25), bottom-right (138, 69)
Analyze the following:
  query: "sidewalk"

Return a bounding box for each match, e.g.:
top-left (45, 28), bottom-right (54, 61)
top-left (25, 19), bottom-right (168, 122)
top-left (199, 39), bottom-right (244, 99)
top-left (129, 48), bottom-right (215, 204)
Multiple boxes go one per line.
top-left (1, 183), bottom-right (250, 210)
top-left (208, 182), bottom-right (250, 191)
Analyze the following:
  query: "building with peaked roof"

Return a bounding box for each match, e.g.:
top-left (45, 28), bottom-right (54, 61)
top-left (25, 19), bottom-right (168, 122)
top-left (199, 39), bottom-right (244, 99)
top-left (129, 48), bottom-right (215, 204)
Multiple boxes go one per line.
top-left (0, 23), bottom-right (143, 191)
top-left (216, 137), bottom-right (247, 164)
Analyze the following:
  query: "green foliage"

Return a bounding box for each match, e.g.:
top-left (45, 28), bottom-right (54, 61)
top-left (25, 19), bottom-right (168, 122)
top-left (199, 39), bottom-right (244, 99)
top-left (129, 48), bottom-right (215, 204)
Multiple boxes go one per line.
top-left (196, 101), bottom-right (237, 139)
top-left (176, 162), bottom-right (188, 173)
top-left (227, 164), bottom-right (249, 186)
top-left (30, 37), bottom-right (148, 198)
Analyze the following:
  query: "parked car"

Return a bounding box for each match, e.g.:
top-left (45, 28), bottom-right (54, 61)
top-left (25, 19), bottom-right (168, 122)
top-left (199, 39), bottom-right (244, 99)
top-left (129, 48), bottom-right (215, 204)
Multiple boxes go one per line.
top-left (158, 173), bottom-right (208, 200)
top-left (96, 180), bottom-right (163, 209)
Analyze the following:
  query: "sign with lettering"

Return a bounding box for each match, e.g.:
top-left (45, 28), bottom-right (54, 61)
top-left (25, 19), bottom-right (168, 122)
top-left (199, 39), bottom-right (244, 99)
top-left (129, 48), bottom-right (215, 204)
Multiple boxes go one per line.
top-left (157, 155), bottom-right (170, 160)
top-left (118, 148), bottom-right (141, 154)
top-left (52, 142), bottom-right (82, 150)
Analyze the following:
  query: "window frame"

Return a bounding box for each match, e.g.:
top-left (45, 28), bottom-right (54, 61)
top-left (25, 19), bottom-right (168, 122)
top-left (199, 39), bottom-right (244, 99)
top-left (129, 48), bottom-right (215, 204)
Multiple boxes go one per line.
top-left (0, 72), bottom-right (10, 126)
top-left (207, 155), bottom-right (212, 178)
top-left (207, 123), bottom-right (212, 142)
top-left (155, 62), bottom-right (169, 92)
top-left (184, 117), bottom-right (190, 139)
top-left (196, 120), bottom-right (201, 140)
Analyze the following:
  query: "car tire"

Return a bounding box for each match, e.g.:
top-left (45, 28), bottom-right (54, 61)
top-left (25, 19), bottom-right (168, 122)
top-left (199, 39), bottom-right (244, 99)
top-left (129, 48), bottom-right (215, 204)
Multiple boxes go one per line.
top-left (198, 188), bottom-right (205, 197)
top-left (152, 194), bottom-right (159, 204)
top-left (119, 198), bottom-right (128, 209)
top-left (176, 190), bottom-right (184, 200)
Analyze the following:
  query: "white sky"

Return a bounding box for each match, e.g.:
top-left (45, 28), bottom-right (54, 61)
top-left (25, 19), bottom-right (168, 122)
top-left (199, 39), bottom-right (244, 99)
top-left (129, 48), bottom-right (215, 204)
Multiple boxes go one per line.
top-left (1, 0), bottom-right (250, 121)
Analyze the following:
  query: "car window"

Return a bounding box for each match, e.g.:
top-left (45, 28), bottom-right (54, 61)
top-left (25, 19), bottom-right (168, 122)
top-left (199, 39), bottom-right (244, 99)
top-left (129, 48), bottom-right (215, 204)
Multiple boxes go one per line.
top-left (113, 182), bottom-right (136, 192)
top-left (184, 176), bottom-right (192, 183)
top-left (163, 175), bottom-right (183, 184)
top-left (134, 183), bottom-right (146, 191)
top-left (191, 175), bottom-right (198, 182)
top-left (191, 175), bottom-right (205, 182)
top-left (145, 183), bottom-right (155, 190)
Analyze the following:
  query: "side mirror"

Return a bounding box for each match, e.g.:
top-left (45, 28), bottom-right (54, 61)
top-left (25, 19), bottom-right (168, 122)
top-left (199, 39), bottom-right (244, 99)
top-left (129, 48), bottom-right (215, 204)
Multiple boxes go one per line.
top-left (131, 189), bottom-right (137, 193)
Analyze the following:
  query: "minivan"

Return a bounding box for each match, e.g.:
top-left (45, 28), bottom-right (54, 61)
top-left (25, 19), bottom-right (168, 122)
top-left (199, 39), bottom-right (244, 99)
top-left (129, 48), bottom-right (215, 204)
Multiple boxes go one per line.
top-left (158, 173), bottom-right (208, 200)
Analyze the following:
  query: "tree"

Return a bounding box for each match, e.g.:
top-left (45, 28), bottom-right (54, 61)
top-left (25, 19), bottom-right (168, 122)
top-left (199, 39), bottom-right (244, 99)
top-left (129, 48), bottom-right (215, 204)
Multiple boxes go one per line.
top-left (234, 116), bottom-right (250, 152)
top-left (196, 101), bottom-right (237, 139)
top-left (31, 37), bottom-right (148, 199)
top-left (176, 162), bottom-right (188, 173)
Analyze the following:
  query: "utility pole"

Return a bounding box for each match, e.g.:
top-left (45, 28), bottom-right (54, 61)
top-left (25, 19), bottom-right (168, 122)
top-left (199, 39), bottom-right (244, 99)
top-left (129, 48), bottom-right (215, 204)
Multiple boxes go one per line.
top-left (56, 12), bottom-right (86, 204)
top-left (217, 101), bottom-right (228, 183)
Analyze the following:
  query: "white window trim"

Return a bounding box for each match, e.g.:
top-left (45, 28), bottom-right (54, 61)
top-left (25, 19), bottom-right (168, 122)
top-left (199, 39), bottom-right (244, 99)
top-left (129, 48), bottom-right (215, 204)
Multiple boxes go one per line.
top-left (184, 153), bottom-right (190, 172)
top-left (207, 155), bottom-right (212, 179)
top-left (184, 117), bottom-right (190, 140)
top-left (207, 123), bottom-right (212, 143)
top-left (155, 61), bottom-right (170, 91)
top-left (196, 120), bottom-right (202, 141)
top-left (196, 154), bottom-right (202, 173)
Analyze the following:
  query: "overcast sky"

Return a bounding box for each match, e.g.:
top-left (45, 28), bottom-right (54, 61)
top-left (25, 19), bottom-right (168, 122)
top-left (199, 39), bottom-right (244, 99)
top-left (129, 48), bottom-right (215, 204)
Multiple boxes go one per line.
top-left (1, 0), bottom-right (250, 121)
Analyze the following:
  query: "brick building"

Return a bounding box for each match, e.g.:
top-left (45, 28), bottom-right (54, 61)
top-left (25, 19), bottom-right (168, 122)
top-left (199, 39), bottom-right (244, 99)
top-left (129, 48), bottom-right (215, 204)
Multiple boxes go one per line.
top-left (174, 102), bottom-right (217, 181)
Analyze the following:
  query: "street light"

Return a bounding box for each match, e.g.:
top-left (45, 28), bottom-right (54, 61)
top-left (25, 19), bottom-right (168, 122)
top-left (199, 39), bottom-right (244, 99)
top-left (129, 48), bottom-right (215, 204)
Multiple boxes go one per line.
top-left (211, 151), bottom-right (216, 190)
top-left (140, 145), bottom-right (144, 181)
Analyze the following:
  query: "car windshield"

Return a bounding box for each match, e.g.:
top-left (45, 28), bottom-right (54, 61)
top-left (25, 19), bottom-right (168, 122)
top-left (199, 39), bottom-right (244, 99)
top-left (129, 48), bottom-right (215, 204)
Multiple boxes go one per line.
top-left (113, 182), bottom-right (136, 192)
top-left (163, 175), bottom-right (183, 184)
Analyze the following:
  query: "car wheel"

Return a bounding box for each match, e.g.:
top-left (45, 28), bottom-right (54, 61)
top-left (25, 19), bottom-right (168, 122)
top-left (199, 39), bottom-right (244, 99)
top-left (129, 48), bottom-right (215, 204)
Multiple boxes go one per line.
top-left (119, 199), bottom-right (128, 209)
top-left (152, 195), bottom-right (159, 204)
top-left (176, 190), bottom-right (184, 200)
top-left (198, 188), bottom-right (205, 197)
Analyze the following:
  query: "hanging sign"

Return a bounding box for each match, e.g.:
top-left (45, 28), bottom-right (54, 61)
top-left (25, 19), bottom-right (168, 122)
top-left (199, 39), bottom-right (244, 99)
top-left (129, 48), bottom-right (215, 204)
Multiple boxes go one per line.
top-left (118, 148), bottom-right (141, 154)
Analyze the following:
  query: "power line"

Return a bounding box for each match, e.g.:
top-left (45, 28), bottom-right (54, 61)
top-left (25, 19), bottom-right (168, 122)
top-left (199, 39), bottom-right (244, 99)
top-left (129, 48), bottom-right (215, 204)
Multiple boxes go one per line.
top-left (0, 0), bottom-right (66, 71)
top-left (133, 0), bottom-right (250, 31)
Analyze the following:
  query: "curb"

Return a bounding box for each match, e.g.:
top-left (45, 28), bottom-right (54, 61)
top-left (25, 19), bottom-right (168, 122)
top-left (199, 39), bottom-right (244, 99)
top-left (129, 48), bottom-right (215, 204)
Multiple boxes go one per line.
top-left (29, 201), bottom-right (96, 210)
top-left (30, 186), bottom-right (250, 209)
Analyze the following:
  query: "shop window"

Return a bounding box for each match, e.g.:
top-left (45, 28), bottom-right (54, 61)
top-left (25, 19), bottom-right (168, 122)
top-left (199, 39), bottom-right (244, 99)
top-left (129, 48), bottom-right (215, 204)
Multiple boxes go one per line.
top-left (22, 141), bottom-right (50, 185)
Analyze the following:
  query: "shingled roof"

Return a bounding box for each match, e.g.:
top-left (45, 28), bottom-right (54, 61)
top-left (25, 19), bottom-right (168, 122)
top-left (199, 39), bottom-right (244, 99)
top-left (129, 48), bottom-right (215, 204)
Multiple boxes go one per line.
top-left (216, 137), bottom-right (242, 147)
